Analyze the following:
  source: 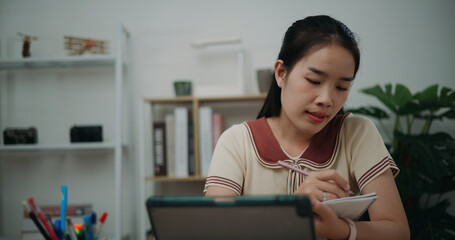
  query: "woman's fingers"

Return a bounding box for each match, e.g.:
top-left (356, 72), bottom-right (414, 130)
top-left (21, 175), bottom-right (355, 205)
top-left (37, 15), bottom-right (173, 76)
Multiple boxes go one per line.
top-left (317, 180), bottom-right (350, 199)
top-left (311, 196), bottom-right (330, 217)
top-left (311, 196), bottom-right (351, 239)
top-left (314, 169), bottom-right (351, 192)
top-left (294, 169), bottom-right (351, 200)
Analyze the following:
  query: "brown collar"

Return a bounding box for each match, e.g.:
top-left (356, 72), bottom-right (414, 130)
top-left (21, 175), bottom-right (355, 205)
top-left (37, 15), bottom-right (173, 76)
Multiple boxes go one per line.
top-left (246, 114), bottom-right (348, 166)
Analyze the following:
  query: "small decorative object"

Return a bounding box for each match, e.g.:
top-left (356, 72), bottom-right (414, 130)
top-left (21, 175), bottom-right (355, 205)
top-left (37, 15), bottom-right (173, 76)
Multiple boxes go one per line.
top-left (256, 68), bottom-right (274, 93)
top-left (70, 125), bottom-right (103, 143)
top-left (64, 36), bottom-right (108, 55)
top-left (173, 80), bottom-right (193, 96)
top-left (3, 127), bottom-right (38, 144)
top-left (17, 32), bottom-right (38, 58)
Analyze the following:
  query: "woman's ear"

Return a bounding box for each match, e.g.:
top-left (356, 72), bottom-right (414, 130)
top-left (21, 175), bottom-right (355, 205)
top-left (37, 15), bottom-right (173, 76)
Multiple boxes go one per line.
top-left (274, 60), bottom-right (287, 88)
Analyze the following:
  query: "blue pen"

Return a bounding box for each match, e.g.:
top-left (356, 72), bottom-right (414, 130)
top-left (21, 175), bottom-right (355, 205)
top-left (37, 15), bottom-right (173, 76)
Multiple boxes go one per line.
top-left (54, 219), bottom-right (64, 240)
top-left (60, 185), bottom-right (68, 234)
top-left (91, 212), bottom-right (97, 225)
top-left (83, 215), bottom-right (94, 240)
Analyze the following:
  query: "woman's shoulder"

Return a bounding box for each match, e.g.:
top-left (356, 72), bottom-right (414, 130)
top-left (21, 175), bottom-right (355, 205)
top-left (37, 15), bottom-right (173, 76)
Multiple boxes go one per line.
top-left (341, 113), bottom-right (382, 141)
top-left (224, 118), bottom-right (266, 134)
top-left (219, 121), bottom-right (250, 140)
top-left (219, 118), bottom-right (269, 145)
top-left (343, 113), bottom-right (377, 130)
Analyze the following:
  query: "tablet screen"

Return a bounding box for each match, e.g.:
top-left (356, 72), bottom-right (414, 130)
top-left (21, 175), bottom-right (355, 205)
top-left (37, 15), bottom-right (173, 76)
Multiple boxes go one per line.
top-left (146, 195), bottom-right (315, 240)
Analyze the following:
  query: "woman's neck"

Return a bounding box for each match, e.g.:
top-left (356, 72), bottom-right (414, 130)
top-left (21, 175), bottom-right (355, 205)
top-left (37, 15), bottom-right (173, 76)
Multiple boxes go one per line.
top-left (266, 116), bottom-right (313, 157)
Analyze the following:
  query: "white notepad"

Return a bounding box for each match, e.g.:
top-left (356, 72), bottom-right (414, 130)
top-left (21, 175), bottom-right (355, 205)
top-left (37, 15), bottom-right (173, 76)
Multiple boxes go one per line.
top-left (323, 192), bottom-right (377, 220)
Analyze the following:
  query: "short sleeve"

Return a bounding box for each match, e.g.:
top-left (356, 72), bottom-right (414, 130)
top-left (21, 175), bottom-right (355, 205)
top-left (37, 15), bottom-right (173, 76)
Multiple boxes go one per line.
top-left (343, 115), bottom-right (399, 191)
top-left (203, 124), bottom-right (247, 195)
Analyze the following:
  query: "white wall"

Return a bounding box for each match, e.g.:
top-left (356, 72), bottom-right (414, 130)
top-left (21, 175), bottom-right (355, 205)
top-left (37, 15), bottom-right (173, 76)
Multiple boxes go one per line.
top-left (1, 0), bottom-right (455, 239)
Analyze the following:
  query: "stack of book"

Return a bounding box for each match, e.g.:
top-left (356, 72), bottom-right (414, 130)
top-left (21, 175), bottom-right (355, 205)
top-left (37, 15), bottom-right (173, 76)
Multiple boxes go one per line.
top-left (152, 106), bottom-right (223, 177)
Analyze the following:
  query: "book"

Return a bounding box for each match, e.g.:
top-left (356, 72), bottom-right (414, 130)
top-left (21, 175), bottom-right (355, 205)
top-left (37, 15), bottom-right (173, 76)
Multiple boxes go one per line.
top-left (212, 113), bottom-right (223, 151)
top-left (322, 192), bottom-right (377, 220)
top-left (188, 120), bottom-right (195, 175)
top-left (153, 122), bottom-right (167, 176)
top-left (165, 114), bottom-right (176, 177)
top-left (199, 106), bottom-right (213, 177)
top-left (174, 107), bottom-right (189, 177)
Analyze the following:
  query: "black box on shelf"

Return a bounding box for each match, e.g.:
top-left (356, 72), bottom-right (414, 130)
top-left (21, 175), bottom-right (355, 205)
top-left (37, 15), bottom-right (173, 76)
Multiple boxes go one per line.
top-left (3, 127), bottom-right (38, 145)
top-left (70, 125), bottom-right (103, 143)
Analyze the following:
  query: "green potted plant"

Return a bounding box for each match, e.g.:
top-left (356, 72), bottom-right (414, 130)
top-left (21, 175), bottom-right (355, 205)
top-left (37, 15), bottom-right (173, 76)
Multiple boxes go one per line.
top-left (347, 84), bottom-right (455, 239)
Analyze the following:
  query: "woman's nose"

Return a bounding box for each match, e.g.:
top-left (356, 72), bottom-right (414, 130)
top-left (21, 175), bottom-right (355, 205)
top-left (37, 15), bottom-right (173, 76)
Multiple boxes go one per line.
top-left (315, 87), bottom-right (333, 107)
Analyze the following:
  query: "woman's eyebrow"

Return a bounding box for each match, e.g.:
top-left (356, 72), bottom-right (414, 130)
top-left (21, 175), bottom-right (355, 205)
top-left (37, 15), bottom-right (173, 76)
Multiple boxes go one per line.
top-left (308, 66), bottom-right (353, 81)
top-left (308, 66), bottom-right (326, 76)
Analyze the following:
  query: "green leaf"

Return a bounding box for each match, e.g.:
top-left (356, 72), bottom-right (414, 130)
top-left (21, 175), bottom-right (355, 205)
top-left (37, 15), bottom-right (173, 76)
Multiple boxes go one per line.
top-left (400, 102), bottom-right (423, 115)
top-left (346, 106), bottom-right (389, 119)
top-left (437, 109), bottom-right (455, 119)
top-left (440, 87), bottom-right (452, 101)
top-left (394, 84), bottom-right (413, 108)
top-left (440, 86), bottom-right (455, 103)
top-left (361, 84), bottom-right (397, 113)
top-left (415, 84), bottom-right (439, 102)
top-left (414, 85), bottom-right (455, 113)
top-left (449, 91), bottom-right (455, 101)
top-left (385, 83), bottom-right (392, 96)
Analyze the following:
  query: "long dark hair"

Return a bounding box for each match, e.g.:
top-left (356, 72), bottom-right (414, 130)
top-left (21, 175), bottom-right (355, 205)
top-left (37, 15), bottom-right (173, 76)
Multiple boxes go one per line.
top-left (257, 15), bottom-right (360, 119)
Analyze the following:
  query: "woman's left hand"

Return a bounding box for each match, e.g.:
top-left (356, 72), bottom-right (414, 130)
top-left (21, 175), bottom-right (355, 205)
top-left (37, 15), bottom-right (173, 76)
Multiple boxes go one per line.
top-left (311, 197), bottom-right (350, 240)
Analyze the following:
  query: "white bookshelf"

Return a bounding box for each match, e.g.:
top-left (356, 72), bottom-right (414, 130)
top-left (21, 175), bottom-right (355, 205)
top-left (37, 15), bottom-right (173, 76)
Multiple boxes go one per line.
top-left (0, 24), bottom-right (131, 240)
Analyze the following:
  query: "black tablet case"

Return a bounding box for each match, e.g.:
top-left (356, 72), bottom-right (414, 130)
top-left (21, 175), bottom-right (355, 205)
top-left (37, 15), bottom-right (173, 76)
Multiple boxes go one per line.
top-left (146, 195), bottom-right (315, 240)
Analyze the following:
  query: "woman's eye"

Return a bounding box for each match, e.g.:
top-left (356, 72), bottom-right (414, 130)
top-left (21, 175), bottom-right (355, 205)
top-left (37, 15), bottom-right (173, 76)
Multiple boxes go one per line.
top-left (337, 86), bottom-right (348, 91)
top-left (306, 78), bottom-right (320, 85)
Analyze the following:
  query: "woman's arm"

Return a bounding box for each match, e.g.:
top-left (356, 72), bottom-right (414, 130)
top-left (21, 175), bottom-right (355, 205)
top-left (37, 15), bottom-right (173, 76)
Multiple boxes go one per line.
top-left (205, 186), bottom-right (237, 196)
top-left (311, 169), bottom-right (410, 240)
top-left (355, 169), bottom-right (410, 239)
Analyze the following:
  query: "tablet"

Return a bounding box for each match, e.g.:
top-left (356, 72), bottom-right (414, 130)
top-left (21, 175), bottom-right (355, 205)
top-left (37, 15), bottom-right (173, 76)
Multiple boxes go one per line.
top-left (146, 195), bottom-right (315, 240)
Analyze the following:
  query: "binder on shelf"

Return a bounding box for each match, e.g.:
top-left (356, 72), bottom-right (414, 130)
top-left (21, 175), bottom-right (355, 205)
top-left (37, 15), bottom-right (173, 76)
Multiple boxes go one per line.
top-left (174, 107), bottom-right (189, 177)
top-left (188, 120), bottom-right (195, 176)
top-left (153, 122), bottom-right (167, 176)
top-left (199, 106), bottom-right (213, 177)
top-left (165, 114), bottom-right (176, 177)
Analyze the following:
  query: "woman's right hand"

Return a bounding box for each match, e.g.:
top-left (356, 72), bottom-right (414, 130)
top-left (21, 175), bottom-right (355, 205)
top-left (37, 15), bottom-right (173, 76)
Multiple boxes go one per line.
top-left (293, 169), bottom-right (351, 201)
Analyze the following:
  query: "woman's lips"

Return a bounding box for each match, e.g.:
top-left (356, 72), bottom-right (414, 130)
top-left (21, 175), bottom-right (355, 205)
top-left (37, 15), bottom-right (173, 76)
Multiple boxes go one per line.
top-left (306, 111), bottom-right (328, 123)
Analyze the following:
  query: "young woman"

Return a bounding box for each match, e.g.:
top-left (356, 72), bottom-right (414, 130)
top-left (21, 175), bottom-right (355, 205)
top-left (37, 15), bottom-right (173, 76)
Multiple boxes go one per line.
top-left (204, 15), bottom-right (410, 239)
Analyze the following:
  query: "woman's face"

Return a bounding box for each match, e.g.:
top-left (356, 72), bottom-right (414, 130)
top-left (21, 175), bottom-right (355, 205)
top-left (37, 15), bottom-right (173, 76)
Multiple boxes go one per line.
top-left (275, 43), bottom-right (355, 137)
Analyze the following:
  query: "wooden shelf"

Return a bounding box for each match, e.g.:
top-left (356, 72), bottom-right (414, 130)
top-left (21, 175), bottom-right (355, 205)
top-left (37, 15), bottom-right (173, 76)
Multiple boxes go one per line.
top-left (0, 55), bottom-right (116, 70)
top-left (144, 93), bottom-right (267, 103)
top-left (144, 94), bottom-right (266, 182)
top-left (197, 94), bottom-right (267, 102)
top-left (145, 176), bottom-right (206, 182)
